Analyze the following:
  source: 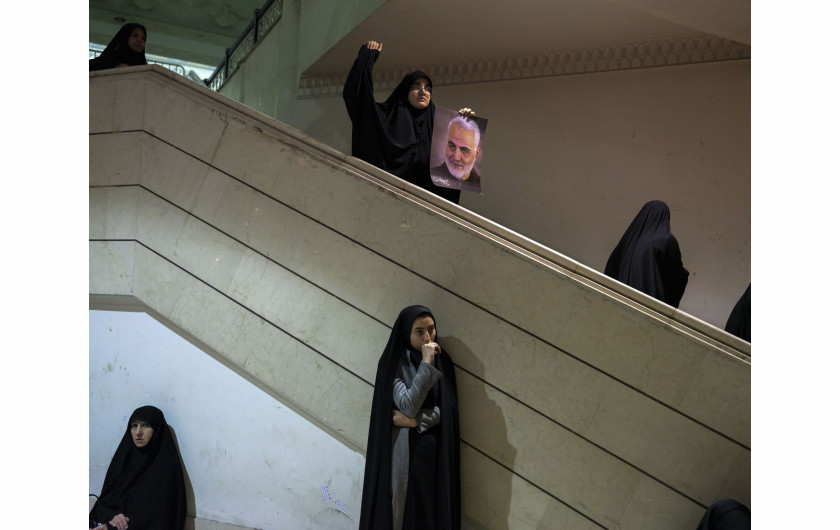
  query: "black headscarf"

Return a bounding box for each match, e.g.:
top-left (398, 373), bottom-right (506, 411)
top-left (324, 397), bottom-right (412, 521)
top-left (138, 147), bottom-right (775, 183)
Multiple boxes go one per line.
top-left (695, 499), bottom-right (751, 530)
top-left (359, 305), bottom-right (461, 529)
top-left (725, 284), bottom-right (750, 342)
top-left (343, 45), bottom-right (461, 204)
top-left (604, 200), bottom-right (689, 308)
top-left (89, 23), bottom-right (148, 72)
top-left (89, 405), bottom-right (187, 530)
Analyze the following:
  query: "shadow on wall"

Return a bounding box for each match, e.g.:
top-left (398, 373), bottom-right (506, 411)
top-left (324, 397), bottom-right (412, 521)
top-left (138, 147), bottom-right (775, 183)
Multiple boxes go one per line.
top-left (444, 335), bottom-right (517, 530)
top-left (171, 426), bottom-right (197, 520)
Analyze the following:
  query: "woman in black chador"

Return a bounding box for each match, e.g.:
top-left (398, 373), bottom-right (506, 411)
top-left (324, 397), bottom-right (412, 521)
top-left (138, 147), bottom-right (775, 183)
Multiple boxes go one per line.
top-left (89, 405), bottom-right (187, 530)
top-left (724, 284), bottom-right (750, 342)
top-left (359, 305), bottom-right (460, 530)
top-left (343, 41), bottom-right (469, 205)
top-left (605, 200), bottom-right (689, 308)
top-left (89, 23), bottom-right (148, 71)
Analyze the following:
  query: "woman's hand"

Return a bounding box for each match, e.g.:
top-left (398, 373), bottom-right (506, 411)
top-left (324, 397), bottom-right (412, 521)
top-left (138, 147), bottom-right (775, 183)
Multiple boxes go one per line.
top-left (458, 108), bottom-right (476, 117)
top-left (364, 41), bottom-right (383, 51)
top-left (393, 409), bottom-right (418, 428)
top-left (109, 513), bottom-right (129, 530)
top-left (421, 342), bottom-right (440, 365)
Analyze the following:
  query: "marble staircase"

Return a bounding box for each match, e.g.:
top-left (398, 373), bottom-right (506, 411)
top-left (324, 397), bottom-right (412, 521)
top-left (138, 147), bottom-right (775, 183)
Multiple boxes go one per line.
top-left (89, 65), bottom-right (749, 529)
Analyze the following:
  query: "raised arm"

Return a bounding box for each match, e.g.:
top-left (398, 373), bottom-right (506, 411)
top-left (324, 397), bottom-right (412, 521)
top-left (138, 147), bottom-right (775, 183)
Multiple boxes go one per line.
top-left (343, 41), bottom-right (383, 124)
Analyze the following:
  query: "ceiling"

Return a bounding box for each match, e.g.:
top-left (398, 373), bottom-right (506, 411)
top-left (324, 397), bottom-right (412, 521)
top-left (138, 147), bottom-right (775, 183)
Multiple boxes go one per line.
top-left (89, 0), bottom-right (267, 67)
top-left (303, 0), bottom-right (749, 77)
top-left (89, 0), bottom-right (749, 80)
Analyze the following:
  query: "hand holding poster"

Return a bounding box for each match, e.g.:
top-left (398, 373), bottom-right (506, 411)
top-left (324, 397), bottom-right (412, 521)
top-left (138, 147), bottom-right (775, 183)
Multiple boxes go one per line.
top-left (430, 107), bottom-right (488, 194)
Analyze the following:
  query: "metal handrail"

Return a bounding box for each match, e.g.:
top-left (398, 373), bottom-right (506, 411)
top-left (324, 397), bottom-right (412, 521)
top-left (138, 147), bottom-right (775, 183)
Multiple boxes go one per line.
top-left (205, 0), bottom-right (282, 91)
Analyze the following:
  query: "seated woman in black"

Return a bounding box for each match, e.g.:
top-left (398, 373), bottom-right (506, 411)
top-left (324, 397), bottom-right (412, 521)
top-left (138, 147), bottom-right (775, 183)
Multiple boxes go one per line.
top-left (343, 41), bottom-right (474, 205)
top-left (359, 305), bottom-right (460, 529)
top-left (89, 405), bottom-right (186, 530)
top-left (604, 200), bottom-right (689, 308)
top-left (89, 23), bottom-right (147, 71)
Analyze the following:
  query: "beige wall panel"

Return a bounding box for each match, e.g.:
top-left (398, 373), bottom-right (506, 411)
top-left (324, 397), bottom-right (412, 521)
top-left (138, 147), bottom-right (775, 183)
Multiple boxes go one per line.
top-left (582, 383), bottom-right (742, 505)
top-left (616, 475), bottom-right (705, 530)
top-left (680, 348), bottom-right (751, 445)
top-left (89, 241), bottom-right (135, 296)
top-left (141, 133), bottom-right (210, 210)
top-left (89, 131), bottom-right (143, 186)
top-left (143, 77), bottom-right (229, 162)
top-left (210, 114), bottom-right (287, 193)
top-left (458, 370), bottom-right (640, 526)
top-left (89, 75), bottom-right (115, 133)
top-left (132, 242), bottom-right (195, 320)
top-left (89, 186), bottom-right (138, 240)
top-left (461, 445), bottom-right (603, 530)
top-left (91, 68), bottom-right (750, 528)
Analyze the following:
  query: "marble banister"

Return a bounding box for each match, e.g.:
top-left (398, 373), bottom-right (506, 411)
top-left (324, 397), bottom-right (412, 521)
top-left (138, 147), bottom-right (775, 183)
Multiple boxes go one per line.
top-left (90, 65), bottom-right (749, 529)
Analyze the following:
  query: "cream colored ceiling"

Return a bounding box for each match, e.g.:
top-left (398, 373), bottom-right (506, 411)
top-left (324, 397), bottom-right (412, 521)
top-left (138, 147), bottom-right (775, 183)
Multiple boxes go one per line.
top-left (89, 0), bottom-right (749, 76)
top-left (303, 0), bottom-right (749, 77)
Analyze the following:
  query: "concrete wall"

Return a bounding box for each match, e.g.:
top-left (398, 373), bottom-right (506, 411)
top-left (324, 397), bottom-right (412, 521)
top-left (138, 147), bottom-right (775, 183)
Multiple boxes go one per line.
top-left (219, 7), bottom-right (750, 330)
top-left (218, 0), bottom-right (385, 123)
top-left (90, 310), bottom-right (362, 528)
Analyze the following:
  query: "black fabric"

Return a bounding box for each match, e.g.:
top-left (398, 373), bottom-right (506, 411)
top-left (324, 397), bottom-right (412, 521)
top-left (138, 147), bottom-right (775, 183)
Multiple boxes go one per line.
top-left (89, 23), bottom-right (147, 71)
top-left (343, 45), bottom-right (461, 204)
top-left (89, 406), bottom-right (187, 530)
top-left (725, 284), bottom-right (751, 342)
top-left (359, 305), bottom-right (460, 529)
top-left (696, 499), bottom-right (751, 530)
top-left (604, 200), bottom-right (689, 308)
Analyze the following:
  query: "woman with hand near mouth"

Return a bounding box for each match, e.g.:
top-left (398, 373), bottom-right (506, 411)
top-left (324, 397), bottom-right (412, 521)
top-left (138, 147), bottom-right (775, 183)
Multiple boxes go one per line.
top-left (343, 41), bottom-right (474, 205)
top-left (89, 406), bottom-right (186, 530)
top-left (359, 305), bottom-right (461, 529)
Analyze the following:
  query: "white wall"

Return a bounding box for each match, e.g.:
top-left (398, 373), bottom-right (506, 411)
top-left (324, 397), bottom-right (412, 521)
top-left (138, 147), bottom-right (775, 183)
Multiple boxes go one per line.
top-left (89, 310), bottom-right (364, 529)
top-left (220, 4), bottom-right (750, 330)
top-left (282, 60), bottom-right (751, 330)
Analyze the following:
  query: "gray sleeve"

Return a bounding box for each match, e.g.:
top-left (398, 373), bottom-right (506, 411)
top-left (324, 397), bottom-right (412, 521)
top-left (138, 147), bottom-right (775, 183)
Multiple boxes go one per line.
top-left (393, 361), bottom-right (442, 418)
top-left (415, 406), bottom-right (441, 433)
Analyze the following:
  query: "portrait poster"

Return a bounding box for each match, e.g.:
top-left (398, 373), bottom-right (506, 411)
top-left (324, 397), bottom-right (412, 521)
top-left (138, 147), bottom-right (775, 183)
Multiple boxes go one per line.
top-left (430, 107), bottom-right (488, 194)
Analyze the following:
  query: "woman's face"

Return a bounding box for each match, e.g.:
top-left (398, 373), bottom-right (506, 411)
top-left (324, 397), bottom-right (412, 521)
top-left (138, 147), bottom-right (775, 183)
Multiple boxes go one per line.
top-left (131, 419), bottom-right (154, 448)
top-left (409, 315), bottom-right (436, 351)
top-left (127, 27), bottom-right (146, 53)
top-left (407, 77), bottom-right (432, 109)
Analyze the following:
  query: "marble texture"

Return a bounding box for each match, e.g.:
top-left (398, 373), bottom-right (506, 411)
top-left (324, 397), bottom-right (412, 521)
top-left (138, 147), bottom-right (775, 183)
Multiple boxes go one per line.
top-left (679, 347), bottom-right (751, 446)
top-left (461, 444), bottom-right (604, 530)
top-left (226, 249), bottom-right (387, 384)
top-left (89, 76), bottom-right (115, 133)
top-left (615, 475), bottom-right (706, 530)
top-left (131, 244), bottom-right (372, 451)
top-left (143, 76), bottom-right (228, 162)
top-left (458, 368), bottom-right (641, 526)
top-left (140, 132), bottom-right (210, 211)
top-left (89, 187), bottom-right (139, 240)
top-left (89, 241), bottom-right (135, 296)
top-left (132, 242), bottom-right (195, 321)
top-left (247, 128), bottom-right (751, 446)
top-left (580, 379), bottom-right (743, 506)
top-left (209, 111), bottom-right (289, 193)
top-left (89, 131), bottom-right (143, 186)
top-left (90, 68), bottom-right (751, 529)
